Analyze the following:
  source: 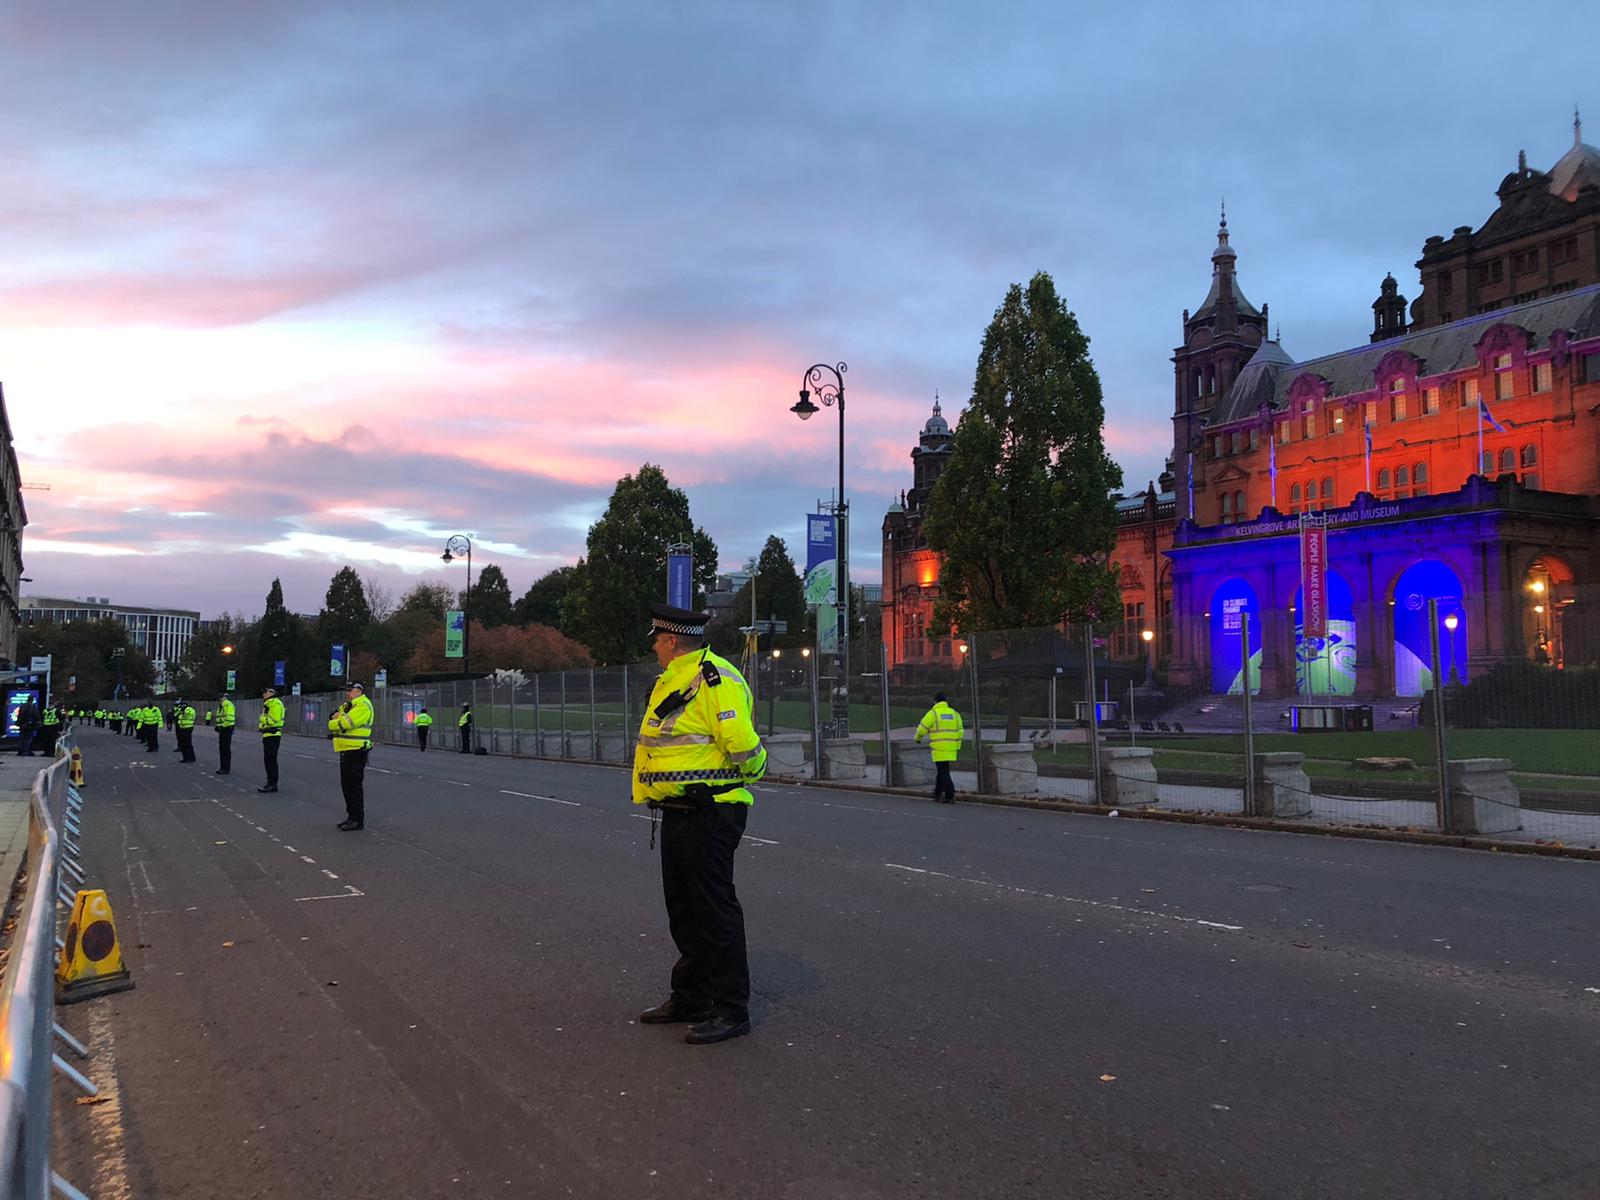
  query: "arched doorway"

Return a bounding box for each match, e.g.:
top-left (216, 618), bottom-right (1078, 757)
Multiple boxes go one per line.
top-left (1523, 555), bottom-right (1576, 668)
top-left (1209, 579), bottom-right (1261, 695)
top-left (1294, 571), bottom-right (1356, 696)
top-left (1391, 560), bottom-right (1468, 696)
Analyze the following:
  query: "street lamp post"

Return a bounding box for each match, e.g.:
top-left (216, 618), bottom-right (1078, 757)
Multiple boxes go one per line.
top-left (768, 648), bottom-right (781, 735)
top-left (442, 535), bottom-right (474, 677)
top-left (791, 361), bottom-right (849, 735)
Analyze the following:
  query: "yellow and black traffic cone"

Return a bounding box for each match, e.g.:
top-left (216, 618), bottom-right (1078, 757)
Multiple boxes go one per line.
top-left (69, 747), bottom-right (85, 787)
top-left (56, 889), bottom-right (135, 1003)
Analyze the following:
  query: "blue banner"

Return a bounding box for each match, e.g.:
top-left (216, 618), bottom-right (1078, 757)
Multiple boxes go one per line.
top-left (804, 513), bottom-right (838, 653)
top-left (273, 661), bottom-right (286, 687)
top-left (330, 644), bottom-right (346, 678)
top-left (667, 553), bottom-right (693, 609)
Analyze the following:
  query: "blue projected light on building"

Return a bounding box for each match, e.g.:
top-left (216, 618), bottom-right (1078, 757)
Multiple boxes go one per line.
top-left (1210, 579), bottom-right (1261, 695)
top-left (1294, 571), bottom-right (1356, 696)
top-left (1392, 560), bottom-right (1468, 696)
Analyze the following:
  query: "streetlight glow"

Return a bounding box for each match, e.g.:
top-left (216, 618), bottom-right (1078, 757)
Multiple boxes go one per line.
top-left (1140, 629), bottom-right (1154, 643)
top-left (1444, 614), bottom-right (1459, 631)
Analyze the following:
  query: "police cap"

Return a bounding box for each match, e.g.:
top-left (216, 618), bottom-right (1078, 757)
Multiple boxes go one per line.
top-left (648, 603), bottom-right (709, 638)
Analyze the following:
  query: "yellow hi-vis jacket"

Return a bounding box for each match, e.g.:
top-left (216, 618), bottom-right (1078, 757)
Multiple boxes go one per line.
top-left (176, 705), bottom-right (196, 729)
top-left (915, 702), bottom-right (965, 762)
top-left (328, 694), bottom-right (373, 752)
top-left (414, 712), bottom-right (433, 728)
top-left (216, 699), bottom-right (236, 729)
top-left (260, 696), bottom-right (285, 738)
top-left (632, 649), bottom-right (766, 806)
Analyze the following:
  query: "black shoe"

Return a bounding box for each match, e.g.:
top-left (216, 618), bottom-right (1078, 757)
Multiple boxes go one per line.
top-left (638, 999), bottom-right (711, 1025)
top-left (215, 769), bottom-right (229, 775)
top-left (685, 1015), bottom-right (751, 1045)
top-left (337, 819), bottom-right (364, 831)
top-left (257, 785), bottom-right (277, 793)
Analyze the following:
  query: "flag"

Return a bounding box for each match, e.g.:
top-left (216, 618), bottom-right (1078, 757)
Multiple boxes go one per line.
top-left (1186, 450), bottom-right (1194, 519)
top-left (1479, 398), bottom-right (1508, 433)
top-left (1363, 421), bottom-right (1373, 454)
top-left (1268, 433), bottom-right (1277, 507)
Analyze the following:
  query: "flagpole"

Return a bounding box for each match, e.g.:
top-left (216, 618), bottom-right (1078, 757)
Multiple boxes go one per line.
top-left (1476, 398), bottom-right (1485, 475)
top-left (1269, 433), bottom-right (1277, 509)
top-left (1363, 422), bottom-right (1372, 493)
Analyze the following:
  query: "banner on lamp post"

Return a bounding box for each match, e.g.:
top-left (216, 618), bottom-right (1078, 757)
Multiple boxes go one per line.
top-left (1300, 514), bottom-right (1328, 640)
top-left (666, 550), bottom-right (693, 610)
top-left (804, 512), bottom-right (839, 655)
top-left (330, 644), bottom-right (347, 678)
top-left (225, 669), bottom-right (236, 692)
top-left (273, 661), bottom-right (286, 687)
top-left (444, 610), bottom-right (465, 659)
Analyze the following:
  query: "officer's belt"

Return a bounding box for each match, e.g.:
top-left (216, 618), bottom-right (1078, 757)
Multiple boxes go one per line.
top-left (637, 767), bottom-right (742, 785)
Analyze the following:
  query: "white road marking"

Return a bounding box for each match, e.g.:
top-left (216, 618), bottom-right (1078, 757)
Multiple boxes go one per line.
top-left (370, 767), bottom-right (396, 774)
top-left (295, 886), bottom-right (365, 902)
top-left (320, 869), bottom-right (340, 880)
top-left (501, 790), bottom-right (580, 806)
top-left (883, 863), bottom-right (1245, 932)
top-left (300, 855), bottom-right (317, 865)
top-left (82, 1000), bottom-right (134, 1200)
top-left (742, 835), bottom-right (780, 846)
top-left (445, 780), bottom-right (471, 788)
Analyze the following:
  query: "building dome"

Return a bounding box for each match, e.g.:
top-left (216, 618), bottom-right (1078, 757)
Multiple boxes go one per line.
top-left (1550, 109), bottom-right (1600, 202)
top-left (922, 398), bottom-right (949, 436)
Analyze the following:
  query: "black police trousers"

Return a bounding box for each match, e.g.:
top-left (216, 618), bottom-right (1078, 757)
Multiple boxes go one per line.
top-left (339, 748), bottom-right (368, 823)
top-left (218, 727), bottom-right (233, 772)
top-left (262, 736), bottom-right (280, 787)
top-left (660, 800), bottom-right (749, 1021)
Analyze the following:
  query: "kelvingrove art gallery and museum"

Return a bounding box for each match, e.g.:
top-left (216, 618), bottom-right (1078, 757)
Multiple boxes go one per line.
top-left (882, 119), bottom-right (1600, 700)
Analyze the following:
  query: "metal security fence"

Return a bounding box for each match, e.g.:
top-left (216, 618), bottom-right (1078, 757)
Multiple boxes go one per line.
top-left (248, 587), bottom-right (1600, 852)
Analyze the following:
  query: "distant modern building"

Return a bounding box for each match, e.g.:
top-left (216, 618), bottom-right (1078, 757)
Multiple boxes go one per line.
top-left (0, 390), bottom-right (26, 669)
top-left (21, 596), bottom-right (202, 680)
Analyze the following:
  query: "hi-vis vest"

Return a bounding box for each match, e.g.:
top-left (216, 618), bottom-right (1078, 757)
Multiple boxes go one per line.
top-left (458, 711), bottom-right (471, 728)
top-left (915, 702), bottom-right (965, 763)
top-left (260, 697), bottom-right (285, 737)
top-left (632, 649), bottom-right (767, 806)
top-left (177, 705), bottom-right (196, 729)
top-left (42, 708), bottom-right (59, 727)
top-left (328, 694), bottom-right (373, 752)
top-left (216, 699), bottom-right (236, 729)
top-left (414, 713), bottom-right (433, 728)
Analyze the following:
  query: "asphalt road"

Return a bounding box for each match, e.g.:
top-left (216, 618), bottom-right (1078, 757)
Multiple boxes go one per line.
top-left (49, 724), bottom-right (1600, 1199)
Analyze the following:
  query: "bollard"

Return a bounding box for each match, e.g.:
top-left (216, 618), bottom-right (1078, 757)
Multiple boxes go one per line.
top-left (69, 747), bottom-right (85, 787)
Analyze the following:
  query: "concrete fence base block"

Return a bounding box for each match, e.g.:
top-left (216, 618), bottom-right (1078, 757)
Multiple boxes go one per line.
top-left (1253, 751), bottom-right (1312, 819)
top-left (1098, 747), bottom-right (1158, 808)
top-left (1445, 758), bottom-right (1522, 835)
top-left (820, 739), bottom-right (867, 782)
top-left (763, 734), bottom-right (811, 778)
top-left (595, 731), bottom-right (626, 763)
top-left (980, 743), bottom-right (1039, 795)
top-left (889, 740), bottom-right (936, 788)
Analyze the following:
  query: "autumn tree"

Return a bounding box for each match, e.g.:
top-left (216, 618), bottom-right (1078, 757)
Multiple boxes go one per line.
top-left (925, 271), bottom-right (1122, 739)
top-left (463, 563), bottom-right (515, 629)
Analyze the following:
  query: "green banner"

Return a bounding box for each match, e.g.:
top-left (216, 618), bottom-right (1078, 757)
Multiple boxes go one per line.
top-left (445, 610), bottom-right (465, 659)
top-left (225, 669), bottom-right (236, 692)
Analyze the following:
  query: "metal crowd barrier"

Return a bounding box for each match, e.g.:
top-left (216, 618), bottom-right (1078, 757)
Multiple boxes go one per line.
top-left (0, 732), bottom-right (97, 1200)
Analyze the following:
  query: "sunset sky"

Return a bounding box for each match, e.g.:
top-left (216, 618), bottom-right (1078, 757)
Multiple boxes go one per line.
top-left (3, 1), bottom-right (1591, 618)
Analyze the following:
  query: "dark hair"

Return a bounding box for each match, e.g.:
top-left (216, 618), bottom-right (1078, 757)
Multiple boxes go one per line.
top-left (934, 691), bottom-right (947, 703)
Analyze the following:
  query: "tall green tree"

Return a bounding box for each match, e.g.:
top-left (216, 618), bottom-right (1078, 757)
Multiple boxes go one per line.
top-left (925, 271), bottom-right (1123, 737)
top-left (319, 567), bottom-right (372, 649)
top-left (513, 566), bottom-right (577, 631)
top-left (563, 464), bottom-right (719, 664)
top-left (463, 563), bottom-right (515, 629)
top-left (174, 614), bottom-right (247, 697)
top-left (245, 577), bottom-right (302, 692)
top-left (719, 536), bottom-right (809, 652)
top-left (18, 618), bottom-right (153, 701)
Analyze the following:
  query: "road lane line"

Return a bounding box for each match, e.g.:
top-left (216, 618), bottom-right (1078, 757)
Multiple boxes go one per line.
top-left (743, 835), bottom-right (780, 846)
top-left (295, 886), bottom-right (365, 902)
top-left (321, 869), bottom-right (340, 880)
top-left (500, 790), bottom-right (581, 806)
top-left (445, 780), bottom-right (471, 788)
top-left (300, 855), bottom-right (317, 864)
top-left (883, 863), bottom-right (1245, 932)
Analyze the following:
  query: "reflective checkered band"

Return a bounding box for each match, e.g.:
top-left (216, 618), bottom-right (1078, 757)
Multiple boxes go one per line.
top-left (637, 768), bottom-right (743, 784)
top-left (651, 618), bottom-right (706, 636)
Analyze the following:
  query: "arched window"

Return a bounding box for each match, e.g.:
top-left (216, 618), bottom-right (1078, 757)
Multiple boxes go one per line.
top-left (1500, 447), bottom-right (1515, 472)
top-left (1233, 490), bottom-right (1245, 521)
top-left (1220, 492), bottom-right (1232, 523)
top-left (1521, 444), bottom-right (1538, 467)
top-left (1289, 483), bottom-right (1301, 512)
top-left (1482, 450), bottom-right (1494, 475)
top-left (1377, 468), bottom-right (1391, 492)
top-left (1396, 464), bottom-right (1409, 488)
top-left (1413, 462), bottom-right (1428, 496)
top-left (1305, 479), bottom-right (1318, 501)
top-left (1321, 477), bottom-right (1334, 508)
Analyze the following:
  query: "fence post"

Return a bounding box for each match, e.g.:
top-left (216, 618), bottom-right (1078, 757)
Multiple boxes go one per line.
top-left (622, 665), bottom-right (631, 759)
top-left (1429, 598), bottom-right (1449, 830)
top-left (967, 633), bottom-right (983, 786)
top-left (533, 674), bottom-right (542, 755)
top-left (1084, 623), bottom-right (1102, 805)
top-left (808, 654), bottom-right (821, 778)
top-left (880, 643), bottom-right (892, 787)
top-left (1241, 611), bottom-right (1256, 817)
top-left (560, 671), bottom-right (567, 758)
top-left (471, 678), bottom-right (479, 752)
top-left (589, 668), bottom-right (598, 761)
